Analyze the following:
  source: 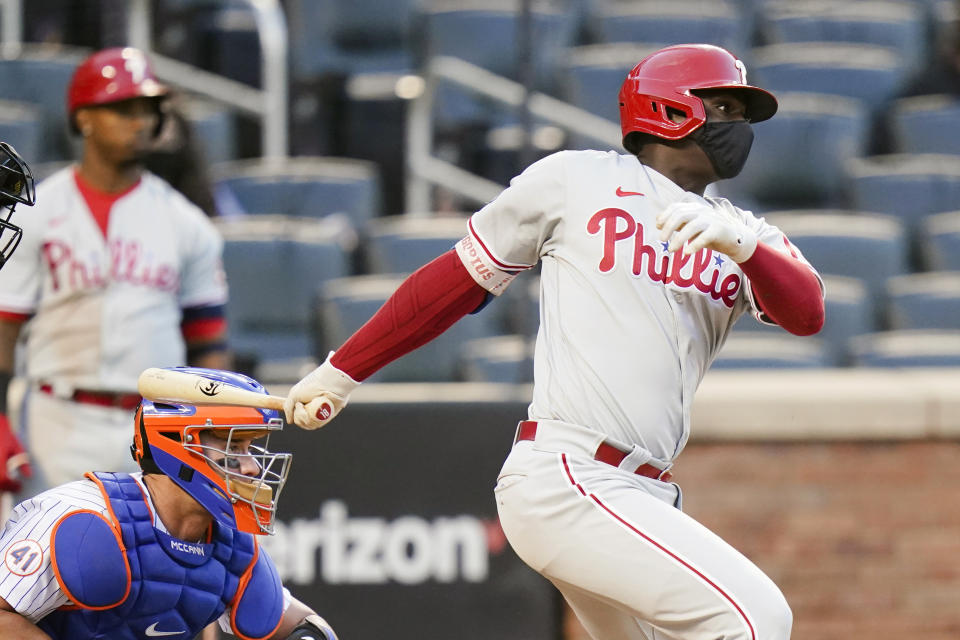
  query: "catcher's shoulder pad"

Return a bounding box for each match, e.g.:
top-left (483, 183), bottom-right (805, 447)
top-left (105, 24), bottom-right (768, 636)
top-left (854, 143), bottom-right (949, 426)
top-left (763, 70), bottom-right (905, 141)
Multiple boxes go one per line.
top-left (231, 543), bottom-right (285, 640)
top-left (51, 510), bottom-right (130, 609)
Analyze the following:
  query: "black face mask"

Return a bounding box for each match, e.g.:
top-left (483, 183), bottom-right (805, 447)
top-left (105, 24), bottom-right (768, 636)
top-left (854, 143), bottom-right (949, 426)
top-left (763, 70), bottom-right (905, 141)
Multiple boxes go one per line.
top-left (689, 121), bottom-right (754, 179)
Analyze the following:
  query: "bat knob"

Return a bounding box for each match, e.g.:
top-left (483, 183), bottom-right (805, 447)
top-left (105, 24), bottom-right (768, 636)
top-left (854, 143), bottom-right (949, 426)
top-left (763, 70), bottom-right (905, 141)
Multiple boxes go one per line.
top-left (315, 402), bottom-right (333, 421)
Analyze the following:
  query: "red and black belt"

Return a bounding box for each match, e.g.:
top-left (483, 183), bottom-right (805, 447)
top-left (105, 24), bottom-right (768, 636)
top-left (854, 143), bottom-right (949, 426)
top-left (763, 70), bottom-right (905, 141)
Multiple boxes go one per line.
top-left (515, 420), bottom-right (673, 482)
top-left (38, 384), bottom-right (142, 411)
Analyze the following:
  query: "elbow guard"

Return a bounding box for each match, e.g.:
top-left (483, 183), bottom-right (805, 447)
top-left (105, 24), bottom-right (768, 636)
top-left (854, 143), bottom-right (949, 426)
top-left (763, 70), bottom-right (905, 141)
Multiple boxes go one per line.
top-left (284, 614), bottom-right (338, 640)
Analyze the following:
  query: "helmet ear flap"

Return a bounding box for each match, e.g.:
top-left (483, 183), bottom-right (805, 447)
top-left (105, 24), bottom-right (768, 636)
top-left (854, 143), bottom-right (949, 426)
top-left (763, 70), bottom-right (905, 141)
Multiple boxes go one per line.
top-left (132, 405), bottom-right (162, 475)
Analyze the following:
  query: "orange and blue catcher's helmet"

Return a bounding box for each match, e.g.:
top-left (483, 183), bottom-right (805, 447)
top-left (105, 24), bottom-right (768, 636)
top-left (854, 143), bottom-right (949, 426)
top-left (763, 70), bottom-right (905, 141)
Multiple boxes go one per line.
top-left (131, 368), bottom-right (291, 535)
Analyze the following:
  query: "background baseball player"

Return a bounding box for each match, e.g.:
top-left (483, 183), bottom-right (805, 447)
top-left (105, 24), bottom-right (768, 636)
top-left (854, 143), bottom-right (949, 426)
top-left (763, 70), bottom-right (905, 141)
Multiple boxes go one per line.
top-left (0, 142), bottom-right (36, 502)
top-left (0, 367), bottom-right (337, 640)
top-left (284, 44), bottom-right (825, 640)
top-left (0, 47), bottom-right (230, 494)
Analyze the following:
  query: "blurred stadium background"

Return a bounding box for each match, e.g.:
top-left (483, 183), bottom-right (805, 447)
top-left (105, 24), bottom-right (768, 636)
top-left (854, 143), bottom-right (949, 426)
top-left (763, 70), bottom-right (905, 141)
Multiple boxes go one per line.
top-left (2, 1), bottom-right (960, 639)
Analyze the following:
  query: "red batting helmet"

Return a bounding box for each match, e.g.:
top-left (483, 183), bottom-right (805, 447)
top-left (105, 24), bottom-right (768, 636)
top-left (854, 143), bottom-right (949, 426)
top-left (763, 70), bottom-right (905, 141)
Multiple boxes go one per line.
top-left (67, 47), bottom-right (168, 124)
top-left (618, 44), bottom-right (778, 151)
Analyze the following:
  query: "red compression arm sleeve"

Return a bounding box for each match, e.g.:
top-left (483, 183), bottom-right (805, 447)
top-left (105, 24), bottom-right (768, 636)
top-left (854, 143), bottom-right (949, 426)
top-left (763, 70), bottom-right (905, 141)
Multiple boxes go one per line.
top-left (329, 249), bottom-right (490, 381)
top-left (739, 242), bottom-right (824, 336)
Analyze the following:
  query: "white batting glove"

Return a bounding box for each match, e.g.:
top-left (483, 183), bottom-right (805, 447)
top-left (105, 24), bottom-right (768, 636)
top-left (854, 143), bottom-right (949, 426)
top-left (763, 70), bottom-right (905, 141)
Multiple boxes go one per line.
top-left (656, 201), bottom-right (758, 263)
top-left (283, 353), bottom-right (360, 430)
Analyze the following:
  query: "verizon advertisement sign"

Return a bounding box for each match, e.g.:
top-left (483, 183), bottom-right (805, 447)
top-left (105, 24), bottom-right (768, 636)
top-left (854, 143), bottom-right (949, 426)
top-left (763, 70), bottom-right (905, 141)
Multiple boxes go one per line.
top-left (270, 400), bottom-right (558, 640)
top-left (262, 500), bottom-right (492, 585)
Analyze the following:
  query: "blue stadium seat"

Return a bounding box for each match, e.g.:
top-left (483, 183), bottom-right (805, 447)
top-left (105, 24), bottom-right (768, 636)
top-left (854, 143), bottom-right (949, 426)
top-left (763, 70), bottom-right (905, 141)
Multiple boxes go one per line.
top-left (758, 1), bottom-right (927, 74)
top-left (733, 275), bottom-right (875, 366)
top-left (216, 215), bottom-right (355, 365)
top-left (593, 0), bottom-right (750, 55)
top-left (421, 1), bottom-right (579, 129)
top-left (750, 43), bottom-right (911, 119)
top-left (459, 335), bottom-right (534, 384)
top-left (931, 0), bottom-right (959, 55)
top-left (200, 7), bottom-right (262, 87)
top-left (364, 215), bottom-right (468, 275)
top-left (885, 272), bottom-right (960, 330)
top-left (561, 43), bottom-right (662, 124)
top-left (921, 210), bottom-right (960, 271)
top-left (0, 100), bottom-right (43, 165)
top-left (318, 274), bottom-right (502, 382)
top-left (846, 154), bottom-right (960, 242)
top-left (213, 157), bottom-right (382, 225)
top-left (286, 0), bottom-right (414, 79)
top-left (762, 211), bottom-right (909, 309)
top-left (0, 45), bottom-right (86, 161)
top-left (181, 97), bottom-right (237, 165)
top-left (329, 0), bottom-right (416, 51)
top-left (721, 92), bottom-right (870, 208)
top-left (480, 123), bottom-right (566, 184)
top-left (712, 333), bottom-right (831, 369)
top-left (277, 0), bottom-right (337, 79)
top-left (850, 329), bottom-right (960, 367)
top-left (820, 275), bottom-right (877, 365)
top-left (888, 94), bottom-right (960, 155)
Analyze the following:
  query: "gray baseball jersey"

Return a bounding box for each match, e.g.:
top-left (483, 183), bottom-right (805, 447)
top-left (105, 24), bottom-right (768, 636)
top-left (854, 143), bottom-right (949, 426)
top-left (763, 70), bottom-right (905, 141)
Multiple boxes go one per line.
top-left (456, 149), bottom-right (819, 462)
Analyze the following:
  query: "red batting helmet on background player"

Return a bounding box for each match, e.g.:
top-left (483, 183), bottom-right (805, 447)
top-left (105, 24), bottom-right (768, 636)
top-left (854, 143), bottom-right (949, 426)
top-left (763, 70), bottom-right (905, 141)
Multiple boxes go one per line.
top-left (67, 46), bottom-right (169, 133)
top-left (618, 44), bottom-right (778, 153)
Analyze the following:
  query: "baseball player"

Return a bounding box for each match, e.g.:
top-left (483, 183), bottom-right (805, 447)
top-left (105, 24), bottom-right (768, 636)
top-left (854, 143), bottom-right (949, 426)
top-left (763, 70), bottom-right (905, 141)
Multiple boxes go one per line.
top-left (0, 141), bottom-right (36, 499)
top-left (0, 367), bottom-right (338, 640)
top-left (284, 44), bottom-right (825, 640)
top-left (0, 47), bottom-right (230, 492)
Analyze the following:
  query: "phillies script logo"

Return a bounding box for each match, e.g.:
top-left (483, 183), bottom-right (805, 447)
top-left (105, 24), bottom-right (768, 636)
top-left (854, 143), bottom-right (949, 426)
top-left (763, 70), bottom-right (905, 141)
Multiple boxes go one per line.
top-left (42, 238), bottom-right (179, 293)
top-left (587, 208), bottom-right (741, 307)
top-left (196, 380), bottom-right (223, 397)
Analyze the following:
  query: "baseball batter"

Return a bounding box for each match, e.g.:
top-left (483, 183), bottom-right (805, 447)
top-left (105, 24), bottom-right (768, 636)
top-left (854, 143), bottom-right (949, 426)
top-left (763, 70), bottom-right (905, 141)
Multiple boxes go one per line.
top-left (0, 48), bottom-right (229, 492)
top-left (284, 45), bottom-right (825, 640)
top-left (0, 367), bottom-right (337, 640)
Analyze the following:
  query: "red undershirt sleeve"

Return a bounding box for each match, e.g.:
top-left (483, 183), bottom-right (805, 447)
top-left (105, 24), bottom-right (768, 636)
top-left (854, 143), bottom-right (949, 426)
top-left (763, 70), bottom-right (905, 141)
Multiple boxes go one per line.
top-left (739, 242), bottom-right (825, 337)
top-left (329, 249), bottom-right (489, 381)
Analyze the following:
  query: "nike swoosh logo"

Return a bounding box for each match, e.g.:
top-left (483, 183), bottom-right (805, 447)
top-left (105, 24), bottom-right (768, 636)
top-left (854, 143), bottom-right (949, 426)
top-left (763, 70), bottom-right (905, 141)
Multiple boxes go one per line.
top-left (145, 622), bottom-right (184, 637)
top-left (616, 187), bottom-right (644, 197)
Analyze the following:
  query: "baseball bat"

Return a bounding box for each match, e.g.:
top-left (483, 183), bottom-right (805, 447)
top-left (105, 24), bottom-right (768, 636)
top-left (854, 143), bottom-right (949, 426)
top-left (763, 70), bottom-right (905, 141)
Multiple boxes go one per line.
top-left (137, 368), bottom-right (285, 411)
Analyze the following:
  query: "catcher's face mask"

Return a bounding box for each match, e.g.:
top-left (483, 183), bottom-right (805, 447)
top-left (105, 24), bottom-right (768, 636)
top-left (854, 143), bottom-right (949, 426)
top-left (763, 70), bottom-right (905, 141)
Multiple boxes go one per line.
top-left (131, 368), bottom-right (292, 535)
top-left (0, 142), bottom-right (36, 270)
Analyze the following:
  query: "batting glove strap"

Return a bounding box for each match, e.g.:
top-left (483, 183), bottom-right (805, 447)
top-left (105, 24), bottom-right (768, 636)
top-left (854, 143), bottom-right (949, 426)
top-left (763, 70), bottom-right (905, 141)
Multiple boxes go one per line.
top-left (284, 614), bottom-right (338, 640)
top-left (656, 201), bottom-right (758, 263)
top-left (283, 353), bottom-right (360, 430)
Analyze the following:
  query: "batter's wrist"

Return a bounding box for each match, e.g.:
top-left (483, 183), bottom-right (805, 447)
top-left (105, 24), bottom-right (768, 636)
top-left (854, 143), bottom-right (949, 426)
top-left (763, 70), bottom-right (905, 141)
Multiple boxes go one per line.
top-left (730, 229), bottom-right (758, 263)
top-left (321, 352), bottom-right (360, 397)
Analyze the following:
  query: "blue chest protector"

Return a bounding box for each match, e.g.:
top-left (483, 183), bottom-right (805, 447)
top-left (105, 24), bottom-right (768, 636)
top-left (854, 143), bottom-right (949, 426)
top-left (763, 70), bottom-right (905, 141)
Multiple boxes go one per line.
top-left (38, 472), bottom-right (285, 640)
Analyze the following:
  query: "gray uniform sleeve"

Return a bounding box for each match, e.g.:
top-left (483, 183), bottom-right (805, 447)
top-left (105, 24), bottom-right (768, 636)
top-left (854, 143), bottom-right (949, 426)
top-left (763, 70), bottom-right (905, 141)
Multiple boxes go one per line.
top-left (456, 151), bottom-right (568, 295)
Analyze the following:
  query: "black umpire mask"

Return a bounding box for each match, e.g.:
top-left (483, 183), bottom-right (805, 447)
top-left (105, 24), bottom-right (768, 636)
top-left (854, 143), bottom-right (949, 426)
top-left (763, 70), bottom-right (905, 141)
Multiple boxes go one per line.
top-left (689, 120), bottom-right (754, 179)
